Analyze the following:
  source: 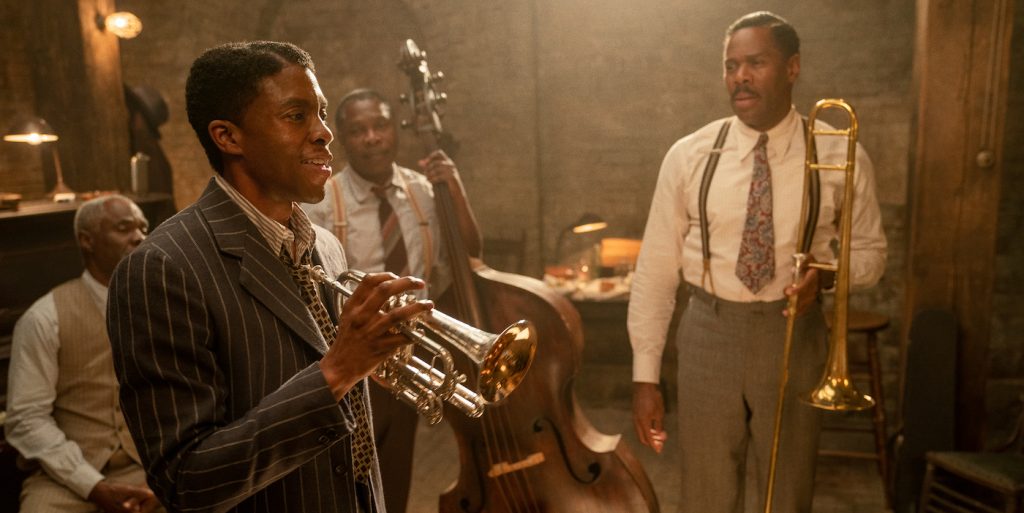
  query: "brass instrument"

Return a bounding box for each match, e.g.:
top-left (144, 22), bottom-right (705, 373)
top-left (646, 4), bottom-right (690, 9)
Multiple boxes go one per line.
top-left (763, 99), bottom-right (875, 513)
top-left (307, 266), bottom-right (538, 426)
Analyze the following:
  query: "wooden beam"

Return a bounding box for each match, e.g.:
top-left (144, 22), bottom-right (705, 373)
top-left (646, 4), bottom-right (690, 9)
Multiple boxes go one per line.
top-left (21, 0), bottom-right (130, 192)
top-left (906, 0), bottom-right (1015, 450)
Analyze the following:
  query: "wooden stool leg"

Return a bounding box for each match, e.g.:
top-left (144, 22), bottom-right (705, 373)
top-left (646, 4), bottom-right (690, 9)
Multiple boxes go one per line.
top-left (866, 330), bottom-right (892, 509)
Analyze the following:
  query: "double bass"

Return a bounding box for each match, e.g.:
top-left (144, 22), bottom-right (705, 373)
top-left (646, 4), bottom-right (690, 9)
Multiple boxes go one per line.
top-left (398, 39), bottom-right (659, 513)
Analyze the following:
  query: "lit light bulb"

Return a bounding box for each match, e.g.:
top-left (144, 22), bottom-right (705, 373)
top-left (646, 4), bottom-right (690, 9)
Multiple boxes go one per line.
top-left (104, 12), bottom-right (142, 39)
top-left (3, 132), bottom-right (58, 145)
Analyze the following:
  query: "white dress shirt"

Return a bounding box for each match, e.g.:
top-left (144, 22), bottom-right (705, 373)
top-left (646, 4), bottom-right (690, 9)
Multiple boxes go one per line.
top-left (628, 107), bottom-right (887, 384)
top-left (304, 164), bottom-right (450, 298)
top-left (5, 270), bottom-right (109, 498)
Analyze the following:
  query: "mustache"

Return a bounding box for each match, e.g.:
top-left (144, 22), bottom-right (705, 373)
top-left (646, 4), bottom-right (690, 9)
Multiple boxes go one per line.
top-left (731, 85), bottom-right (758, 99)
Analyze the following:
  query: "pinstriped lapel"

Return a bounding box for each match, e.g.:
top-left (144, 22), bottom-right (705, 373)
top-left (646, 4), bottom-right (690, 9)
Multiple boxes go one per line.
top-left (198, 179), bottom-right (329, 354)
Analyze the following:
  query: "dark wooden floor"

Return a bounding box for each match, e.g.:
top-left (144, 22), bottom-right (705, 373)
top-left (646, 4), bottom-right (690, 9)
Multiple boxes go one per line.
top-left (407, 404), bottom-right (889, 513)
top-left (404, 298), bottom-right (891, 512)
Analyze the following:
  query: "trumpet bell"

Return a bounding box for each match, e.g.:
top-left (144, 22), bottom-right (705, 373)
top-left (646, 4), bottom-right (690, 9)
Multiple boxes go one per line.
top-left (803, 377), bottom-right (875, 411)
top-left (478, 320), bottom-right (536, 404)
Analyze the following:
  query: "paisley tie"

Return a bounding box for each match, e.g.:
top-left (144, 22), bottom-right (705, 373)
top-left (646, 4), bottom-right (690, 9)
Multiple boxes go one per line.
top-left (735, 133), bottom-right (775, 294)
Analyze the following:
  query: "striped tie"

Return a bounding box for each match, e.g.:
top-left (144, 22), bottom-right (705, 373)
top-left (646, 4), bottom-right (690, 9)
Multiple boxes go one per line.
top-left (735, 133), bottom-right (775, 294)
top-left (372, 185), bottom-right (409, 275)
top-left (281, 250), bottom-right (375, 484)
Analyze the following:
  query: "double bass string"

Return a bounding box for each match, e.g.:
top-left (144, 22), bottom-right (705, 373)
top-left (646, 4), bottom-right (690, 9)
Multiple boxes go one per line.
top-left (434, 179), bottom-right (540, 511)
top-left (485, 404), bottom-right (540, 512)
top-left (436, 181), bottom-right (541, 512)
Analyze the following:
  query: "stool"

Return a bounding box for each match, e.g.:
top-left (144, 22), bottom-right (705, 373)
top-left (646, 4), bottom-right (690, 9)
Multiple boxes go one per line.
top-left (820, 308), bottom-right (892, 507)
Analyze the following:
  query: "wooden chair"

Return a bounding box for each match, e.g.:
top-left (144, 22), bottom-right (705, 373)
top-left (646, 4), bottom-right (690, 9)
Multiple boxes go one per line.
top-left (918, 396), bottom-right (1024, 512)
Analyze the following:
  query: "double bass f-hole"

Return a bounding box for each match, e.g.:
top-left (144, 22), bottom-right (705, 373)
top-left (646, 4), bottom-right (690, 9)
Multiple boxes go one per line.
top-left (532, 417), bottom-right (601, 484)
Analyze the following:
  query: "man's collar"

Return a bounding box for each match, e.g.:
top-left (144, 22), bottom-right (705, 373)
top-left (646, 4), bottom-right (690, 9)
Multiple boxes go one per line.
top-left (732, 106), bottom-right (800, 161)
top-left (213, 174), bottom-right (316, 261)
top-left (343, 163), bottom-right (401, 203)
top-left (82, 269), bottom-right (108, 302)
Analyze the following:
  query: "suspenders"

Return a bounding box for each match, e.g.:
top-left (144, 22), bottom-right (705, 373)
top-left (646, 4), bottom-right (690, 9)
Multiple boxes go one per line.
top-left (698, 120), bottom-right (732, 295)
top-left (697, 118), bottom-right (819, 296)
top-left (329, 170), bottom-right (435, 284)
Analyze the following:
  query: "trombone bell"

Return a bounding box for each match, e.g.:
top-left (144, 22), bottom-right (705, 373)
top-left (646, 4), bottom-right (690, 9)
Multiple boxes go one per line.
top-left (805, 376), bottom-right (875, 411)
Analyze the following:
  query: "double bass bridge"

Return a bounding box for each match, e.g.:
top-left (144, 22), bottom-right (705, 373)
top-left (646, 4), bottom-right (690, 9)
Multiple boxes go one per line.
top-left (487, 452), bottom-right (546, 478)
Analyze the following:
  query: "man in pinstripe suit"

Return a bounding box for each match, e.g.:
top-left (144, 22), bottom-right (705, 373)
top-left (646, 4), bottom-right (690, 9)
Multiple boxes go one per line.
top-left (107, 41), bottom-right (432, 513)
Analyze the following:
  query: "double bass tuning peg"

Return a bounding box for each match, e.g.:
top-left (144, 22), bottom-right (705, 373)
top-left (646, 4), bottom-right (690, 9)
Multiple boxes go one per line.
top-left (431, 71), bottom-right (445, 83)
top-left (399, 93), bottom-right (410, 103)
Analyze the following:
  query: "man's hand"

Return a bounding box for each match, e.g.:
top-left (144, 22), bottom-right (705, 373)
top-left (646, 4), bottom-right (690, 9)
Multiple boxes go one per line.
top-left (417, 149), bottom-right (460, 186)
top-left (320, 272), bottom-right (433, 401)
top-left (632, 382), bottom-right (667, 454)
top-left (88, 480), bottom-right (160, 513)
top-left (416, 148), bottom-right (483, 259)
top-left (783, 256), bottom-right (822, 318)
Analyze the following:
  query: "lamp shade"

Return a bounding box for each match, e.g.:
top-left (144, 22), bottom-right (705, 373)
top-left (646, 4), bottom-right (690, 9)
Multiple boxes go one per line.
top-left (4, 118), bottom-right (59, 145)
top-left (570, 213), bottom-right (608, 234)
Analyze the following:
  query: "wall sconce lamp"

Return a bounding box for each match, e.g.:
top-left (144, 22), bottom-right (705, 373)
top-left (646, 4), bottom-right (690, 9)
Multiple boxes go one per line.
top-left (555, 212), bottom-right (608, 264)
top-left (98, 11), bottom-right (143, 39)
top-left (4, 118), bottom-right (75, 201)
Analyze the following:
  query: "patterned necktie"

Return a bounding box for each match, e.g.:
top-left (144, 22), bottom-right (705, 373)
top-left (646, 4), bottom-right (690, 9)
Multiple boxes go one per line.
top-left (372, 185), bottom-right (409, 275)
top-left (735, 133), bottom-right (775, 294)
top-left (281, 249), bottom-right (374, 484)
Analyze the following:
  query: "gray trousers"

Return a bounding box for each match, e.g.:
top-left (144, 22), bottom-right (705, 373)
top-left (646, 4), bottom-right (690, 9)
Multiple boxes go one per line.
top-left (674, 287), bottom-right (827, 513)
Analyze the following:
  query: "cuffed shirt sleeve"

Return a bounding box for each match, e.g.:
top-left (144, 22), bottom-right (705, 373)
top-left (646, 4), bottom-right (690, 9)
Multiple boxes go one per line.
top-left (628, 140), bottom-right (690, 384)
top-left (4, 297), bottom-right (105, 499)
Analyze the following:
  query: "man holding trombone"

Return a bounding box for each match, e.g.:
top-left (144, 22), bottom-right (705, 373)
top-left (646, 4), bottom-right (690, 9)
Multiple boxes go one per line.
top-left (628, 11), bottom-right (887, 513)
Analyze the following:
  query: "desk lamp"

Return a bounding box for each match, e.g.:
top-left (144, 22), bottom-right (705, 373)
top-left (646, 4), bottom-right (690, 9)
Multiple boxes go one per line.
top-left (555, 212), bottom-right (608, 265)
top-left (4, 118), bottom-right (75, 201)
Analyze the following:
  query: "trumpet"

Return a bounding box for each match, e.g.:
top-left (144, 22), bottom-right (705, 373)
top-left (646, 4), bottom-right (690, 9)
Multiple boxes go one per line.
top-left (763, 99), bottom-right (874, 513)
top-left (307, 266), bottom-right (537, 425)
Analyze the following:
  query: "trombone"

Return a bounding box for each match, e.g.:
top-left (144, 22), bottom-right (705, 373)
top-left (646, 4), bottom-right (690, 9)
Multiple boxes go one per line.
top-left (763, 99), bottom-right (875, 513)
top-left (307, 266), bottom-right (538, 426)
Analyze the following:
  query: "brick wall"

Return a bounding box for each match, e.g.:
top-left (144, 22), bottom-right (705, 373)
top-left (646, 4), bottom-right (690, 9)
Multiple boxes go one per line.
top-left (106, 0), bottom-right (917, 428)
top-left (0, 2), bottom-right (44, 197)
top-left (7, 1), bottom-right (1016, 436)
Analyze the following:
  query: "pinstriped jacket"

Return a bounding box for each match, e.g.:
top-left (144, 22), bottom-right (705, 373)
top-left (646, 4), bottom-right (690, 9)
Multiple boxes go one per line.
top-left (107, 179), bottom-right (385, 513)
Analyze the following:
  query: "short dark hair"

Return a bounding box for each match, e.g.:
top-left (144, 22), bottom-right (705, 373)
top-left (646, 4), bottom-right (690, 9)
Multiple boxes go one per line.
top-left (725, 11), bottom-right (800, 59)
top-left (185, 41), bottom-right (315, 173)
top-left (335, 88), bottom-right (390, 128)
